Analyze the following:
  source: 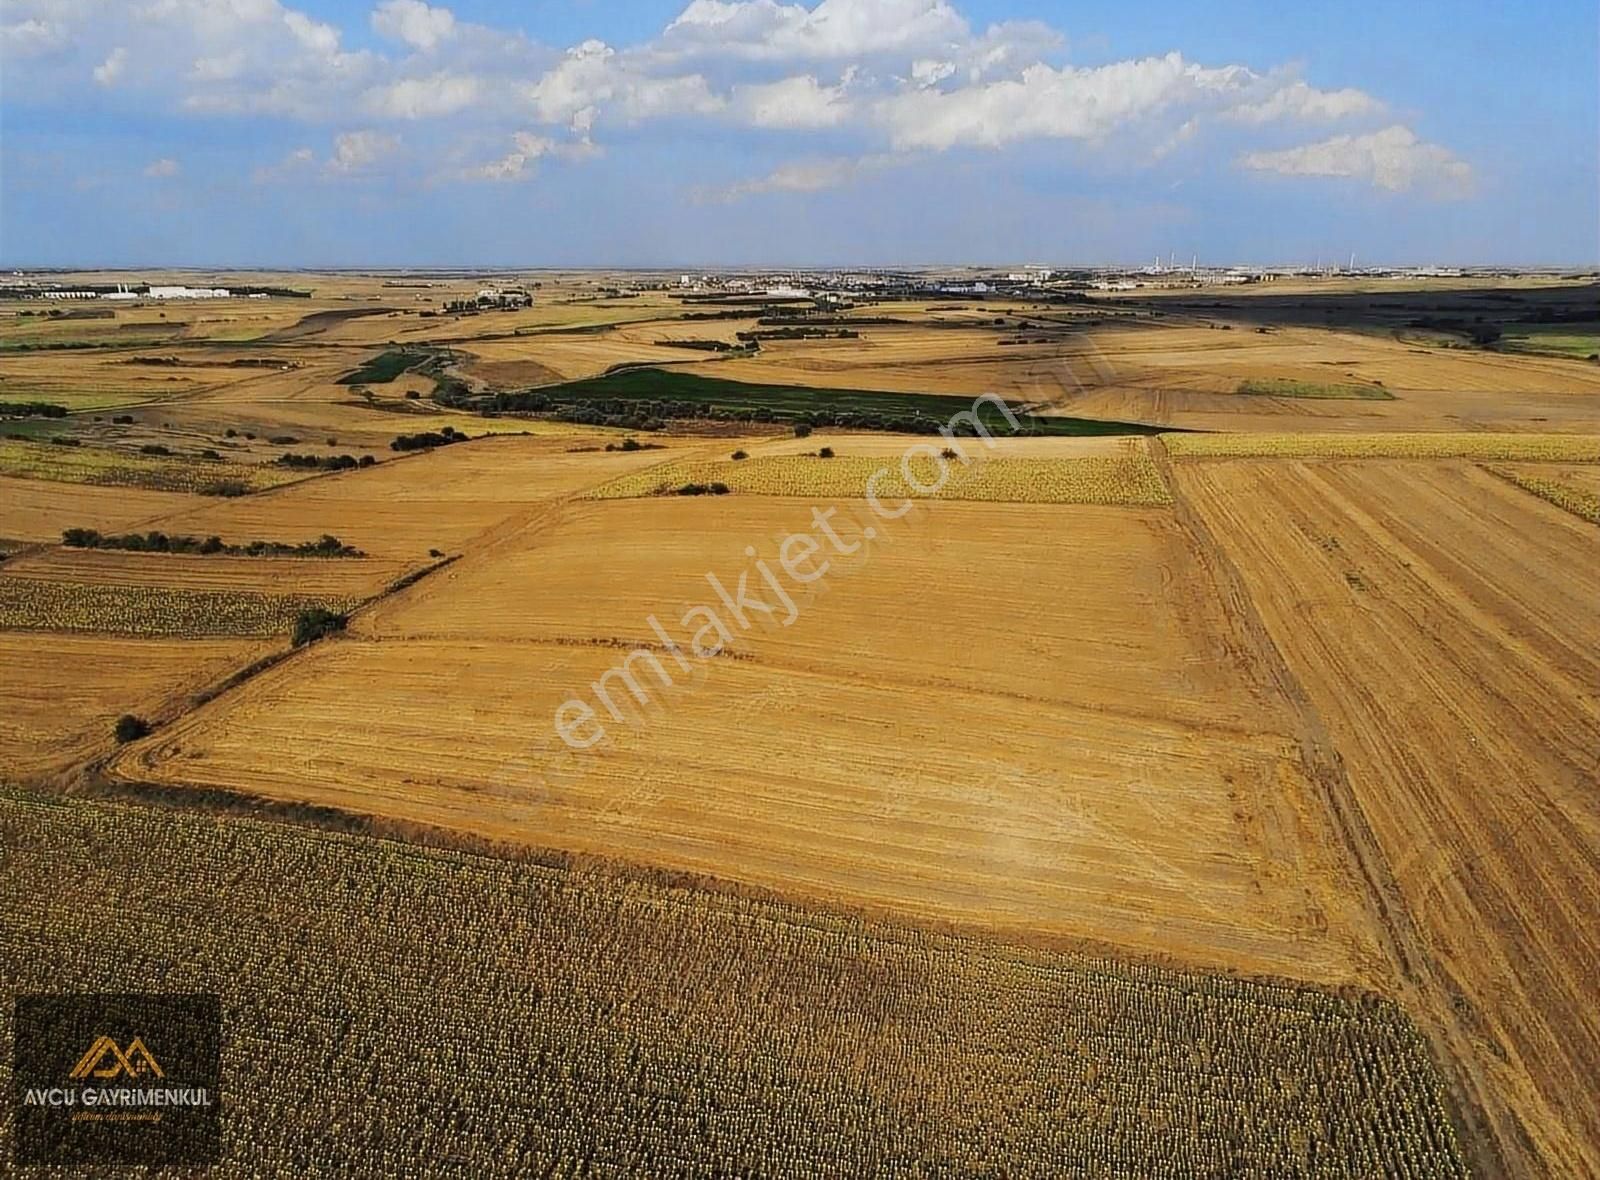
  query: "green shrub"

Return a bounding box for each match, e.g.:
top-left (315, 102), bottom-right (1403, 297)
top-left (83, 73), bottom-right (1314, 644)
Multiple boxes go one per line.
top-left (292, 607), bottom-right (348, 647)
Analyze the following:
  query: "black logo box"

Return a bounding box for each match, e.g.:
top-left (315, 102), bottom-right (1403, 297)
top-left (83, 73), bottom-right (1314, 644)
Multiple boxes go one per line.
top-left (12, 993), bottom-right (221, 1166)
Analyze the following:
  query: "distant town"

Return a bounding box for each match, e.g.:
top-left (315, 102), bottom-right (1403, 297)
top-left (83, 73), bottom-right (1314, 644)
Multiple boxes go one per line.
top-left (3, 261), bottom-right (1592, 309)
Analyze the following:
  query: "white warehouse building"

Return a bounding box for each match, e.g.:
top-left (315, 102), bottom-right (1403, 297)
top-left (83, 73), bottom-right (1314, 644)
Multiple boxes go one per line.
top-left (147, 285), bottom-right (231, 299)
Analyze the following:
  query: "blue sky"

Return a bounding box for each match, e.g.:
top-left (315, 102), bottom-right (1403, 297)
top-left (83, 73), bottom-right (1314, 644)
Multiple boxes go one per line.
top-left (1, 0), bottom-right (1594, 267)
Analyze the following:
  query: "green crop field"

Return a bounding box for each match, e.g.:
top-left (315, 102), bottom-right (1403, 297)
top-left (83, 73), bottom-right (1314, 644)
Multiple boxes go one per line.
top-left (338, 347), bottom-right (440, 385)
top-left (1236, 378), bottom-right (1395, 400)
top-left (1497, 326), bottom-right (1600, 361)
top-left (505, 368), bottom-right (1163, 436)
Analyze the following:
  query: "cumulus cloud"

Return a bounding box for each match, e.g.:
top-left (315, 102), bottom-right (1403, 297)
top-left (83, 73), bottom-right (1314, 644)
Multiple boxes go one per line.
top-left (732, 74), bottom-right (852, 128)
top-left (143, 157), bottom-right (180, 177)
top-left (283, 11), bottom-right (339, 57)
top-left (326, 129), bottom-right (400, 174)
top-left (528, 39), bottom-right (724, 128)
top-left (1, 0), bottom-right (1467, 202)
top-left (456, 130), bottom-right (600, 182)
top-left (875, 53), bottom-right (1252, 150)
top-left (251, 145), bottom-right (315, 184)
top-left (662, 0), bottom-right (968, 60)
top-left (363, 71), bottom-right (479, 118)
top-left (909, 58), bottom-right (954, 88)
top-left (1239, 124), bottom-right (1473, 196)
top-left (191, 50), bottom-right (246, 81)
top-left (2, 17), bottom-right (68, 57)
top-left (1227, 80), bottom-right (1385, 124)
top-left (93, 46), bottom-right (127, 86)
top-left (371, 0), bottom-right (455, 53)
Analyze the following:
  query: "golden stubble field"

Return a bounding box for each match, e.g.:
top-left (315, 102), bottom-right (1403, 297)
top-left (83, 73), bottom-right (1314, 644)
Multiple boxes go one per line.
top-left (132, 434), bottom-right (694, 559)
top-left (114, 494), bottom-right (1393, 990)
top-left (1172, 456), bottom-right (1600, 1179)
top-left (0, 433), bottom-right (684, 776)
top-left (0, 633), bottom-right (268, 780)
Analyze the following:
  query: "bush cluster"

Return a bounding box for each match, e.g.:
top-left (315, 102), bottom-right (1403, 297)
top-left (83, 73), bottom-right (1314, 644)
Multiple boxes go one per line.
top-left (391, 427), bottom-right (464, 452)
top-left (63, 528), bottom-right (362, 558)
top-left (292, 607), bottom-right (348, 647)
top-left (277, 452), bottom-right (371, 471)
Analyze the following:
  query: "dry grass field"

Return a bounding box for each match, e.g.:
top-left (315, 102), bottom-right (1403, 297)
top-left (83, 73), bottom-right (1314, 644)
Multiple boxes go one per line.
top-left (1173, 458), bottom-right (1600, 1180)
top-left (682, 317), bottom-right (1600, 434)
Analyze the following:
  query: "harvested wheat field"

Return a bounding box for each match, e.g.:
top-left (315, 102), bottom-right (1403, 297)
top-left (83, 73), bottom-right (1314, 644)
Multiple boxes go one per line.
top-left (0, 476), bottom-right (201, 542)
top-left (465, 333), bottom-right (718, 381)
top-left (742, 431), bottom-right (1137, 459)
top-left (1162, 431), bottom-right (1600, 461)
top-left (0, 634), bottom-right (266, 778)
top-left (678, 318), bottom-right (1600, 433)
top-left (7, 264), bottom-right (1599, 1176)
top-left (140, 436), bottom-right (684, 559)
top-left (115, 497), bottom-right (1390, 987)
top-left (1174, 458), bottom-right (1600, 1180)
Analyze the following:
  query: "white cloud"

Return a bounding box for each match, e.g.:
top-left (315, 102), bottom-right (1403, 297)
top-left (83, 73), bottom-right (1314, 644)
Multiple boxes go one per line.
top-left (1227, 80), bottom-right (1384, 124)
top-left (875, 53), bottom-right (1252, 150)
top-left (191, 50), bottom-right (246, 81)
top-left (456, 130), bottom-right (600, 182)
top-left (143, 157), bottom-right (180, 177)
top-left (2, 17), bottom-right (68, 57)
top-left (363, 71), bottom-right (479, 118)
top-left (93, 46), bottom-right (128, 86)
top-left (528, 39), bottom-right (724, 127)
top-left (371, 0), bottom-right (455, 53)
top-left (732, 74), bottom-right (851, 128)
top-left (909, 58), bottom-right (954, 88)
top-left (0, 0), bottom-right (1467, 203)
top-left (326, 129), bottom-right (400, 173)
top-left (283, 10), bottom-right (339, 56)
top-left (249, 136), bottom-right (390, 183)
top-left (1239, 124), bottom-right (1473, 196)
top-left (663, 0), bottom-right (968, 60)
